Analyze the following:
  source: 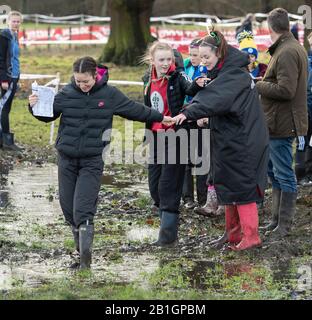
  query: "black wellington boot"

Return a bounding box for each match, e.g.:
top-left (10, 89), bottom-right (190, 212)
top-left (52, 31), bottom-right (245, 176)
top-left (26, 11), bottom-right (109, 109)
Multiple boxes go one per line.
top-left (71, 226), bottom-right (79, 252)
top-left (2, 133), bottom-right (23, 152)
top-left (260, 188), bottom-right (281, 232)
top-left (79, 223), bottom-right (94, 269)
top-left (153, 211), bottom-right (179, 247)
top-left (270, 191), bottom-right (297, 239)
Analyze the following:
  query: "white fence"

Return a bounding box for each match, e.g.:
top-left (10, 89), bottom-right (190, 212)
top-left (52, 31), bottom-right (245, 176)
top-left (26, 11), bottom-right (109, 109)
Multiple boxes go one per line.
top-left (1, 12), bottom-right (304, 27)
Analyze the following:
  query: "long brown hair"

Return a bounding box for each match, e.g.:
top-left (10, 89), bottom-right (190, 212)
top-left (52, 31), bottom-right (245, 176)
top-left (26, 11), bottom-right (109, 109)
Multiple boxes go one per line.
top-left (198, 29), bottom-right (228, 60)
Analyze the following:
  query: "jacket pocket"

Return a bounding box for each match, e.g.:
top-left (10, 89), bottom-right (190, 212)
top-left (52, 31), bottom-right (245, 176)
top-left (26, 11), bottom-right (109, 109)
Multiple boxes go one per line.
top-left (265, 105), bottom-right (277, 134)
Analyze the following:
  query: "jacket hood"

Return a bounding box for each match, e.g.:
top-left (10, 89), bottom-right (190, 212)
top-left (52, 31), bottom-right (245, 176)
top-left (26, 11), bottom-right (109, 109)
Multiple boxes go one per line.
top-left (71, 64), bottom-right (109, 93)
top-left (0, 28), bottom-right (14, 40)
top-left (221, 45), bottom-right (250, 72)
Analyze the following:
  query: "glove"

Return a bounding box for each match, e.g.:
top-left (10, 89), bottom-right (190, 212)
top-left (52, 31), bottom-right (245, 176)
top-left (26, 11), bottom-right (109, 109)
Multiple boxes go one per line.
top-left (297, 136), bottom-right (305, 151)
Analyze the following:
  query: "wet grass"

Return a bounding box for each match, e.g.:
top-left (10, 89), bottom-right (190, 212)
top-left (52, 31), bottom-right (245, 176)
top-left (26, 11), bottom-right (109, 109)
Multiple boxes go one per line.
top-left (1, 255), bottom-right (293, 300)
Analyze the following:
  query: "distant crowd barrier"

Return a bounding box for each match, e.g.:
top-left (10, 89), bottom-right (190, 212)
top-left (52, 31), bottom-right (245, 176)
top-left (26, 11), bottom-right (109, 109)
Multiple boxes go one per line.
top-left (0, 11), bottom-right (302, 53)
top-left (18, 22), bottom-right (304, 53)
top-left (4, 12), bottom-right (303, 25)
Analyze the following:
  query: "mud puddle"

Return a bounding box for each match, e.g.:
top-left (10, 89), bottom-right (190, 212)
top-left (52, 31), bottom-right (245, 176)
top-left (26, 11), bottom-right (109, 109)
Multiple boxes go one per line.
top-left (0, 162), bottom-right (311, 299)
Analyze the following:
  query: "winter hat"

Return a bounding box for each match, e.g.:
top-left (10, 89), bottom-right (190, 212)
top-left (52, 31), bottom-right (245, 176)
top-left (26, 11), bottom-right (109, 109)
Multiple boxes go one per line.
top-left (237, 30), bottom-right (258, 59)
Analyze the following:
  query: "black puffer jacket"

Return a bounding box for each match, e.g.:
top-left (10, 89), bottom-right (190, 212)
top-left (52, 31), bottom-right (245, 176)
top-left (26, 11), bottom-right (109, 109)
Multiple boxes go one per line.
top-left (183, 46), bottom-right (269, 205)
top-left (29, 66), bottom-right (163, 158)
top-left (142, 67), bottom-right (196, 130)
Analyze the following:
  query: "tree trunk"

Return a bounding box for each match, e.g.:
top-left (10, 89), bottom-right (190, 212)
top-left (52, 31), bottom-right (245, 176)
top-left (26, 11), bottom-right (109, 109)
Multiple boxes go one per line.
top-left (260, 0), bottom-right (273, 13)
top-left (99, 0), bottom-right (155, 66)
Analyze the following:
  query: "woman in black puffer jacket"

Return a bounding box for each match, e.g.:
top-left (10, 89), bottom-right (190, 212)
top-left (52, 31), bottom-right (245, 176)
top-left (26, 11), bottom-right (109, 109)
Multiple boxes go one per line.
top-left (28, 56), bottom-right (170, 269)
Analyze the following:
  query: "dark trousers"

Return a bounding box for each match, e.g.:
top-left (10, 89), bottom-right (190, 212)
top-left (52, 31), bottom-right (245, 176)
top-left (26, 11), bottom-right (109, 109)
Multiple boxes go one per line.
top-left (1, 78), bottom-right (19, 133)
top-left (58, 152), bottom-right (104, 228)
top-left (182, 126), bottom-right (208, 205)
top-left (148, 131), bottom-right (186, 214)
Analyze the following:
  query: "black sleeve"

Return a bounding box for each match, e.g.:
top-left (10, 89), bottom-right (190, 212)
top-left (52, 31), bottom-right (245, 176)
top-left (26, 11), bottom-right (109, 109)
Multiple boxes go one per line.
top-left (183, 71), bottom-right (247, 120)
top-left (28, 91), bottom-right (63, 123)
top-left (0, 35), bottom-right (9, 82)
top-left (185, 79), bottom-right (205, 97)
top-left (111, 86), bottom-right (163, 123)
top-left (178, 71), bottom-right (193, 95)
top-left (177, 71), bottom-right (205, 97)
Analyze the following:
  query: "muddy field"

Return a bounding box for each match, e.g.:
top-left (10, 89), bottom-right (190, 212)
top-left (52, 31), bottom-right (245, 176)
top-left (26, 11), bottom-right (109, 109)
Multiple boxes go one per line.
top-left (0, 148), bottom-right (311, 300)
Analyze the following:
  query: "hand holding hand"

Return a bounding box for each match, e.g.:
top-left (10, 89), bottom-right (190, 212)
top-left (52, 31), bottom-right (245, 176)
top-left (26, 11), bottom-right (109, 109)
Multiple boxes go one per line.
top-left (29, 94), bottom-right (39, 107)
top-left (162, 116), bottom-right (175, 126)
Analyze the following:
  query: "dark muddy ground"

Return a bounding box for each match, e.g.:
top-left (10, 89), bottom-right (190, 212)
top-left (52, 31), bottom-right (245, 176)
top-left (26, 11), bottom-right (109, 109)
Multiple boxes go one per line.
top-left (0, 147), bottom-right (311, 300)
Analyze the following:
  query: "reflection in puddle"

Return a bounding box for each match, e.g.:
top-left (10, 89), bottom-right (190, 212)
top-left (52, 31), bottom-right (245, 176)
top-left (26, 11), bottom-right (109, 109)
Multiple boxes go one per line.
top-left (126, 226), bottom-right (158, 242)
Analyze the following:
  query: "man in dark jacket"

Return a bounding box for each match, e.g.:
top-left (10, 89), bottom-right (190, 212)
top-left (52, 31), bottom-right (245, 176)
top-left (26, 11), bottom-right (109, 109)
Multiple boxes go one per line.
top-left (0, 10), bottom-right (23, 151)
top-left (256, 8), bottom-right (308, 238)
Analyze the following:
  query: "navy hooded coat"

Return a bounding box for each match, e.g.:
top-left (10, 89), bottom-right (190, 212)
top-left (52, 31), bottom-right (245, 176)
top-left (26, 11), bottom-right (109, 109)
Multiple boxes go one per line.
top-left (183, 46), bottom-right (269, 205)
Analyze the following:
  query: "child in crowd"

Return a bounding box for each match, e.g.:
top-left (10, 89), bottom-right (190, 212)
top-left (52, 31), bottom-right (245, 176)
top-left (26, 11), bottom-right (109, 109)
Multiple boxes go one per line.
top-left (237, 30), bottom-right (267, 81)
top-left (142, 41), bottom-right (201, 247)
top-left (182, 38), bottom-right (209, 209)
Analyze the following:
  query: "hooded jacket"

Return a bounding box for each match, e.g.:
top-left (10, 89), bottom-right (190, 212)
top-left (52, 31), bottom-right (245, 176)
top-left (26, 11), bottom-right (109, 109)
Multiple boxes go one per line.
top-left (0, 28), bottom-right (20, 82)
top-left (29, 65), bottom-right (163, 158)
top-left (182, 46), bottom-right (269, 205)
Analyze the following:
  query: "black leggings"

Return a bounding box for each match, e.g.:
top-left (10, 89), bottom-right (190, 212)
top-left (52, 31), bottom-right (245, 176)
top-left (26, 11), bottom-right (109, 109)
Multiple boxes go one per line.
top-left (148, 131), bottom-right (186, 214)
top-left (1, 78), bottom-right (19, 133)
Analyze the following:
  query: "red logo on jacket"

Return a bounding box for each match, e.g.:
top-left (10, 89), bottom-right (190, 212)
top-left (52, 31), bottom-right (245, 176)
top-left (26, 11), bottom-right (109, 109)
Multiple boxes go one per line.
top-left (98, 101), bottom-right (105, 107)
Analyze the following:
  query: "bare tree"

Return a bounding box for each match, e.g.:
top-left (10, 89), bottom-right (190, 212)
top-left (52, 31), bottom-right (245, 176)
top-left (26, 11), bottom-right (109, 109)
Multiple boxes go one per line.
top-left (99, 0), bottom-right (155, 66)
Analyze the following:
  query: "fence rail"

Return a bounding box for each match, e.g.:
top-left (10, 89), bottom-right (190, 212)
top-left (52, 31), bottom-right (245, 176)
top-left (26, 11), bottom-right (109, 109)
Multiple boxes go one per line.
top-left (0, 12), bottom-right (303, 26)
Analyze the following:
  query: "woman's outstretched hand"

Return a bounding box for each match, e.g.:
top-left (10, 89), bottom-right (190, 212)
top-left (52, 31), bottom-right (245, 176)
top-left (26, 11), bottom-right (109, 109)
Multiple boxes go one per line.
top-left (28, 94), bottom-right (39, 107)
top-left (173, 113), bottom-right (187, 125)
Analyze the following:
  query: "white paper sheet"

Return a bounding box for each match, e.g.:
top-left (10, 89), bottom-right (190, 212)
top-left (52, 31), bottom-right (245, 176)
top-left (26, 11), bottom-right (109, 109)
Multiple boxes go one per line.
top-left (31, 81), bottom-right (55, 117)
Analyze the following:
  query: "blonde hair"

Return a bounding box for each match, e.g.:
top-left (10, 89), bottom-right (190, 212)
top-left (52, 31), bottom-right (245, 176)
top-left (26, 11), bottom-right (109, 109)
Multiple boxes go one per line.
top-left (8, 11), bottom-right (23, 22)
top-left (141, 41), bottom-right (174, 65)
